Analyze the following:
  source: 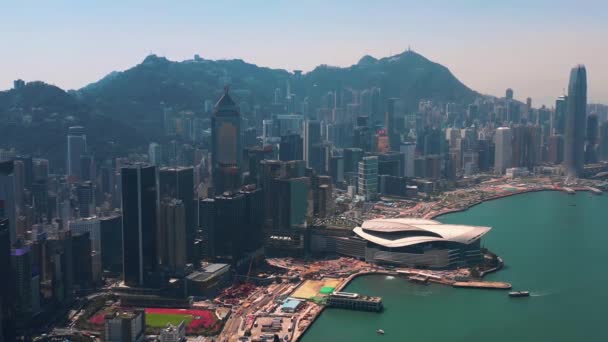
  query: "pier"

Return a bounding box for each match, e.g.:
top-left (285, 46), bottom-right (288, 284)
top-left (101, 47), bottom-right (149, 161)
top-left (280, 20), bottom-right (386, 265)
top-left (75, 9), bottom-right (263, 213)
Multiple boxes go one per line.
top-left (452, 281), bottom-right (512, 290)
top-left (562, 187), bottom-right (575, 194)
top-left (585, 186), bottom-right (603, 195)
top-left (326, 292), bottom-right (383, 312)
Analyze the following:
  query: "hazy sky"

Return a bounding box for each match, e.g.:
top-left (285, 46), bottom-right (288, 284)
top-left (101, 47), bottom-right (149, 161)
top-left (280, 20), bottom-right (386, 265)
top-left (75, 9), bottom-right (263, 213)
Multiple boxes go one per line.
top-left (1, 0), bottom-right (607, 106)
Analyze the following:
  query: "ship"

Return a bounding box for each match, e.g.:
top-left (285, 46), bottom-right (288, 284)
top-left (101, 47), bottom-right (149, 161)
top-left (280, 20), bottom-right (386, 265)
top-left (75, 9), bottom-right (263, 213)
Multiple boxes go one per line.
top-left (508, 291), bottom-right (530, 297)
top-left (376, 329), bottom-right (385, 335)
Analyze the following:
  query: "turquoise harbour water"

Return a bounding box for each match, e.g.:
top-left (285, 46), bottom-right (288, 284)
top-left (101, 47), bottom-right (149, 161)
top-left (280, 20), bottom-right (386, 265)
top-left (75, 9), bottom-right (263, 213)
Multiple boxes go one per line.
top-left (302, 191), bottom-right (608, 342)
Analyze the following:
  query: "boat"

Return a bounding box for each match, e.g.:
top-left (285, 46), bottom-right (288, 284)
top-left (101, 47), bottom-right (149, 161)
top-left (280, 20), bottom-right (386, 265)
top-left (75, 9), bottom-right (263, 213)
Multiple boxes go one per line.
top-left (509, 291), bottom-right (530, 297)
top-left (376, 329), bottom-right (385, 335)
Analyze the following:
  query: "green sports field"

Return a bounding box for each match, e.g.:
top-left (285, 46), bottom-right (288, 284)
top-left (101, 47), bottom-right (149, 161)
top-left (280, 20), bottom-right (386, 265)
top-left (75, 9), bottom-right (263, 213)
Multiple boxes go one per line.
top-left (146, 313), bottom-right (193, 327)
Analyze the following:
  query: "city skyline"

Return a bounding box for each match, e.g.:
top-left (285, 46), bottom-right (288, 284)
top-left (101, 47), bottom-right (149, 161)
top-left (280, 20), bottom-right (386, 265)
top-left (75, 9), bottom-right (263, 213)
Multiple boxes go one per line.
top-left (2, 0), bottom-right (608, 106)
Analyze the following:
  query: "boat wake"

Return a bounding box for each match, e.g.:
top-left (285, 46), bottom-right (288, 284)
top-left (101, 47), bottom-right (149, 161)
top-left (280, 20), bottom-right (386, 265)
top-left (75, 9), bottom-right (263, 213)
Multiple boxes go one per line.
top-left (530, 290), bottom-right (556, 297)
top-left (385, 276), bottom-right (395, 280)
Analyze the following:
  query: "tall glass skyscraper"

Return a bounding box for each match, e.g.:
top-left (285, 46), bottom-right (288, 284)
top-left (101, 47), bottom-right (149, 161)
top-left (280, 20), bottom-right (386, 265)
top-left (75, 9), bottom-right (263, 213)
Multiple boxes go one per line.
top-left (121, 163), bottom-right (158, 287)
top-left (212, 88), bottom-right (242, 194)
top-left (563, 65), bottom-right (587, 177)
top-left (67, 126), bottom-right (87, 181)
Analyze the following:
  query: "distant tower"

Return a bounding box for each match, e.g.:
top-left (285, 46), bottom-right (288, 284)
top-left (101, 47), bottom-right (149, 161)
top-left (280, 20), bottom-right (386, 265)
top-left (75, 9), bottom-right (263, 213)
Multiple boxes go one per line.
top-left (358, 156), bottom-right (379, 201)
top-left (211, 88), bottom-right (242, 194)
top-left (553, 95), bottom-right (567, 135)
top-left (563, 65), bottom-right (587, 177)
top-left (506, 88), bottom-right (514, 100)
top-left (585, 114), bottom-right (599, 163)
top-left (121, 163), bottom-right (158, 287)
top-left (67, 126), bottom-right (87, 181)
top-left (494, 127), bottom-right (513, 174)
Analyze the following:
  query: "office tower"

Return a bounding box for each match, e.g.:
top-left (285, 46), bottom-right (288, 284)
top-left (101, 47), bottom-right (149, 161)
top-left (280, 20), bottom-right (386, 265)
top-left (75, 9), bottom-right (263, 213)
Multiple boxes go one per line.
top-left (353, 116), bottom-right (373, 152)
top-left (32, 158), bottom-right (49, 182)
top-left (11, 246), bottom-right (34, 318)
top-left (211, 88), bottom-right (242, 194)
top-left (563, 65), bottom-right (587, 177)
top-left (378, 152), bottom-right (406, 177)
top-left (99, 215), bottom-right (122, 273)
top-left (80, 155), bottom-right (95, 182)
top-left (312, 175), bottom-right (333, 218)
top-left (343, 148), bottom-right (364, 174)
top-left (67, 126), bottom-right (87, 181)
top-left (273, 177), bottom-right (310, 231)
top-left (506, 88), bottom-right (514, 100)
top-left (121, 163), bottom-right (158, 287)
top-left (158, 199), bottom-right (187, 275)
top-left (279, 133), bottom-right (303, 161)
top-left (199, 192), bottom-right (246, 263)
top-left (72, 232), bottom-right (93, 289)
top-left (77, 181), bottom-right (94, 218)
top-left (548, 135), bottom-right (564, 164)
top-left (494, 127), bottom-right (513, 174)
top-left (385, 98), bottom-right (401, 151)
top-left (554, 95), bottom-right (567, 135)
top-left (158, 167), bottom-right (195, 263)
top-left (104, 310), bottom-right (146, 342)
top-left (31, 179), bottom-right (48, 222)
top-left (148, 142), bottom-right (162, 166)
top-left (0, 218), bottom-right (16, 342)
top-left (0, 161), bottom-right (16, 243)
top-left (600, 122), bottom-right (608, 161)
top-left (399, 142), bottom-right (416, 177)
top-left (358, 156), bottom-right (378, 201)
top-left (585, 114), bottom-right (598, 163)
top-left (47, 230), bottom-right (74, 303)
top-left (329, 155), bottom-right (344, 183)
top-left (15, 155), bottom-right (33, 191)
top-left (303, 120), bottom-right (322, 170)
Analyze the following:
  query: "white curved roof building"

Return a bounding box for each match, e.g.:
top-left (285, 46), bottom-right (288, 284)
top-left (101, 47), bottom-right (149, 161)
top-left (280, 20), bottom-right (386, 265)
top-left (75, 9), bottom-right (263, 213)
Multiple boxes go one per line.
top-left (350, 218), bottom-right (491, 269)
top-left (353, 218), bottom-right (490, 248)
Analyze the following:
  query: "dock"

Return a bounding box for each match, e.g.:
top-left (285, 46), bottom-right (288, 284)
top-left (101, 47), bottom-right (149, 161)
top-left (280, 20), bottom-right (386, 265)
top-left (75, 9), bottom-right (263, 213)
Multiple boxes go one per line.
top-left (408, 275), bottom-right (429, 284)
top-left (562, 187), bottom-right (575, 195)
top-left (585, 186), bottom-right (603, 195)
top-left (452, 281), bottom-right (512, 290)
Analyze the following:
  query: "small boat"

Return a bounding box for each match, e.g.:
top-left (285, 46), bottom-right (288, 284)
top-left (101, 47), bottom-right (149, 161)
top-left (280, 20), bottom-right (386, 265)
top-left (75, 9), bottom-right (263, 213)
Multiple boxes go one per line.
top-left (509, 291), bottom-right (530, 298)
top-left (376, 329), bottom-right (385, 335)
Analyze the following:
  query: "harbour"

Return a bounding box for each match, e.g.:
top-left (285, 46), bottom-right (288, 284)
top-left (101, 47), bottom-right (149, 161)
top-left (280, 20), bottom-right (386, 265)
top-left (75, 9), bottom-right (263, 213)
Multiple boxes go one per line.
top-left (301, 191), bottom-right (608, 342)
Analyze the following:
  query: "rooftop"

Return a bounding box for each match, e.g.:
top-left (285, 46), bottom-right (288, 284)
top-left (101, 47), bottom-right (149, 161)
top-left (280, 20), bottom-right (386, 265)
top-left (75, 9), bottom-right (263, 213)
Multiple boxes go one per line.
top-left (353, 218), bottom-right (490, 248)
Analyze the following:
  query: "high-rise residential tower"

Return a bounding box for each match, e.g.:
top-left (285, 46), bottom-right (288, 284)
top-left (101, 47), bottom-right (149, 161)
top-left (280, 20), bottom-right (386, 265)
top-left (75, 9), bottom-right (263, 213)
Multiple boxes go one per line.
top-left (563, 65), bottom-right (587, 177)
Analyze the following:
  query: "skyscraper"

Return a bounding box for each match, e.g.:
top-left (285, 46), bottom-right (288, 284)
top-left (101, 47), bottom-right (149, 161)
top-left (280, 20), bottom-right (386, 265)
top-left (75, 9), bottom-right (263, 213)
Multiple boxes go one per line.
top-left (67, 126), bottom-right (87, 181)
top-left (494, 127), bottom-right (512, 174)
top-left (158, 167), bottom-right (195, 263)
top-left (279, 133), bottom-right (303, 161)
top-left (553, 95), bottom-right (567, 135)
top-left (212, 88), bottom-right (242, 194)
top-left (0, 161), bottom-right (16, 243)
top-left (121, 163), bottom-right (158, 287)
top-left (303, 120), bottom-right (322, 170)
top-left (358, 156), bottom-right (379, 201)
top-left (563, 65), bottom-right (587, 177)
top-left (148, 142), bottom-right (162, 166)
top-left (0, 218), bottom-right (16, 342)
top-left (385, 98), bottom-right (400, 151)
top-left (158, 198), bottom-right (187, 275)
top-left (585, 113), bottom-right (598, 163)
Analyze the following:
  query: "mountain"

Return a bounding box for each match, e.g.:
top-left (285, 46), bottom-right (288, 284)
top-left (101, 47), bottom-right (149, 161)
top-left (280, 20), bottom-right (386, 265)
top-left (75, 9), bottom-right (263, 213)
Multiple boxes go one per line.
top-left (78, 50), bottom-right (478, 123)
top-left (0, 50), bottom-right (481, 167)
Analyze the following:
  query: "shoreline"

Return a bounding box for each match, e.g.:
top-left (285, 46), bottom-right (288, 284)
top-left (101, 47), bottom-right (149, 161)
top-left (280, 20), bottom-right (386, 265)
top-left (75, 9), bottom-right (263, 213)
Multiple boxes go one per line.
top-left (426, 186), bottom-right (598, 220)
top-left (297, 187), bottom-right (598, 341)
